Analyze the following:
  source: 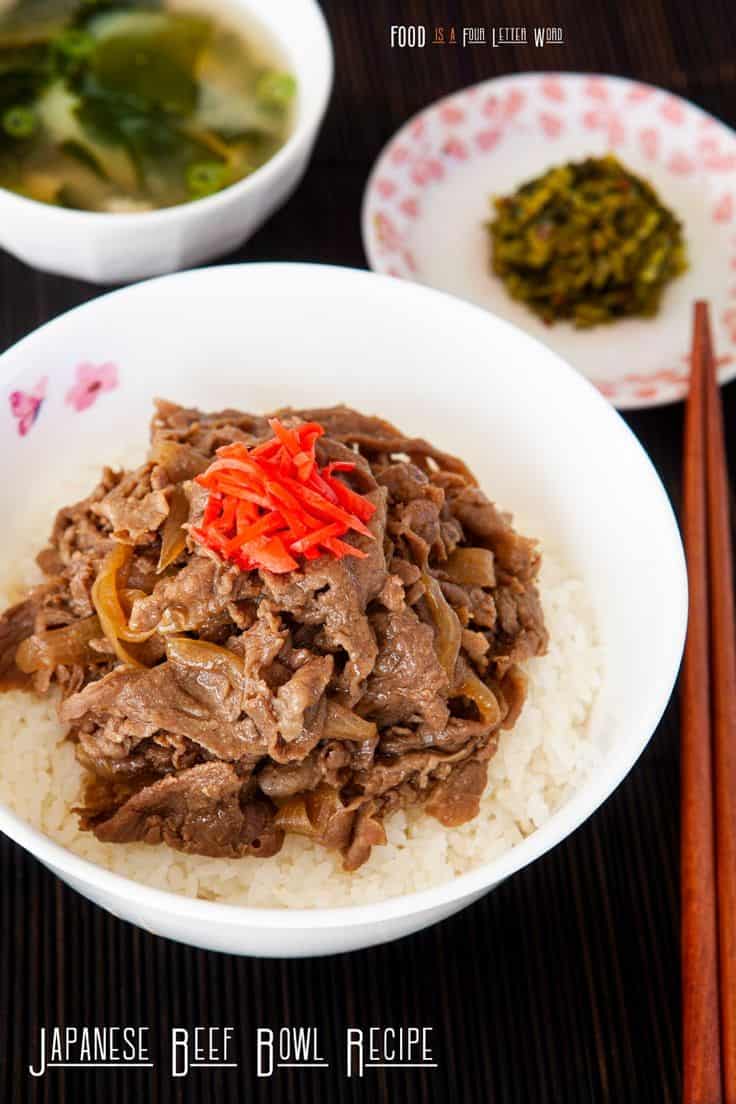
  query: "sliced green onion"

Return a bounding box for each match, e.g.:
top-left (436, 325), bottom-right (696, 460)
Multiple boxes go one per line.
top-left (53, 29), bottom-right (96, 63)
top-left (255, 71), bottom-right (296, 109)
top-left (186, 160), bottom-right (227, 198)
top-left (2, 106), bottom-right (38, 140)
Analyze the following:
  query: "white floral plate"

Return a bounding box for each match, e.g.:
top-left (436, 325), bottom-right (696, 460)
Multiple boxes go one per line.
top-left (362, 72), bottom-right (736, 409)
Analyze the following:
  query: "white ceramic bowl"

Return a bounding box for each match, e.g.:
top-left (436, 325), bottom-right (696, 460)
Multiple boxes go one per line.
top-left (0, 0), bottom-right (333, 283)
top-left (0, 263), bottom-right (687, 956)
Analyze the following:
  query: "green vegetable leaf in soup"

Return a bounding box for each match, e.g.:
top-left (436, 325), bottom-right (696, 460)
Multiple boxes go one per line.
top-left (90, 13), bottom-right (211, 115)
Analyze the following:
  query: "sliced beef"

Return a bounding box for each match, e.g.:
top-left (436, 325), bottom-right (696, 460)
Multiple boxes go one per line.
top-left (389, 558), bottom-right (421, 587)
top-left (359, 608), bottom-right (449, 733)
top-left (260, 477), bottom-right (388, 704)
top-left (273, 655), bottom-right (333, 744)
top-left (376, 573), bottom-right (405, 612)
top-left (146, 438), bottom-right (210, 483)
top-left (65, 556), bottom-right (97, 619)
top-left (257, 739), bottom-right (355, 799)
top-left (351, 749), bottom-right (451, 799)
top-left (377, 462), bottom-right (436, 504)
top-left (75, 731), bottom-right (200, 783)
top-left (439, 581), bottom-right (497, 630)
top-left (499, 665), bottom-right (528, 731)
top-left (61, 653), bottom-right (267, 763)
top-left (378, 720), bottom-right (481, 757)
top-left (491, 580), bottom-right (548, 669)
top-left (2, 402), bottom-right (548, 871)
top-left (127, 555), bottom-right (254, 635)
top-left (342, 802), bottom-right (387, 871)
top-left (425, 757), bottom-right (489, 827)
top-left (446, 485), bottom-right (540, 581)
top-left (150, 399), bottom-right (269, 456)
top-left (388, 497), bottom-right (445, 567)
top-left (91, 462), bottom-right (170, 545)
top-left (151, 613), bottom-right (332, 764)
top-left (88, 762), bottom-right (283, 858)
top-left (461, 628), bottom-right (490, 670)
top-left (258, 753), bottom-right (322, 799)
top-left (0, 589), bottom-right (48, 688)
top-left (287, 405), bottom-right (477, 482)
top-left (43, 469), bottom-right (118, 568)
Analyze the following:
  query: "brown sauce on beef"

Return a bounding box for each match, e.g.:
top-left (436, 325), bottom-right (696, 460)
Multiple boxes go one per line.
top-left (0, 402), bottom-right (547, 870)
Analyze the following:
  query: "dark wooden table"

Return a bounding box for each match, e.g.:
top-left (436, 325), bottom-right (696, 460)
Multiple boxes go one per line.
top-left (2, 2), bottom-right (735, 1100)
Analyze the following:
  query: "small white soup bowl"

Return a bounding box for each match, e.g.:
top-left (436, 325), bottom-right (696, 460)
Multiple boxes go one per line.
top-left (0, 264), bottom-right (687, 956)
top-left (0, 1), bottom-right (333, 283)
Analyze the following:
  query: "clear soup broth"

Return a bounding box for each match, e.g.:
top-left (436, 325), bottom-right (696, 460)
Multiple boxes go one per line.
top-left (0, 0), bottom-right (296, 211)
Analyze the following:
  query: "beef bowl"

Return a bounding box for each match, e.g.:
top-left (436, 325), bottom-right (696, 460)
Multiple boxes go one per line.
top-left (0, 264), bottom-right (686, 956)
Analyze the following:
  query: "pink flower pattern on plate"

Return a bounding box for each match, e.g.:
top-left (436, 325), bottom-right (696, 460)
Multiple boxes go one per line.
top-left (9, 377), bottom-right (47, 436)
top-left (65, 362), bottom-right (118, 412)
top-left (639, 127), bottom-right (660, 159)
top-left (713, 195), bottom-right (734, 223)
top-left (539, 111), bottom-right (563, 138)
top-left (541, 76), bottom-right (565, 102)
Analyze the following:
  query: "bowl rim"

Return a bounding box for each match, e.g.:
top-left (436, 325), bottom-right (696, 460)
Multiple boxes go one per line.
top-left (0, 0), bottom-right (333, 226)
top-left (0, 262), bottom-right (688, 931)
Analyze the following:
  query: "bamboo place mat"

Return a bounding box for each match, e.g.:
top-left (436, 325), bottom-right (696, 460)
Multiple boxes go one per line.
top-left (3, 1), bottom-right (736, 1099)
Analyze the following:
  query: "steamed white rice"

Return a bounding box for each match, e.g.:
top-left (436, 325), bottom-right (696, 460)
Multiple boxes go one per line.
top-left (0, 461), bottom-right (603, 908)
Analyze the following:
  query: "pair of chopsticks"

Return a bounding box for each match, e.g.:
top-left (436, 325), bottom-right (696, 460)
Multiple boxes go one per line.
top-left (682, 302), bottom-right (736, 1104)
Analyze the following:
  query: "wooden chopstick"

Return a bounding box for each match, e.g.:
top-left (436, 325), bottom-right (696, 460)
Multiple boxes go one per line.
top-left (703, 303), bottom-right (736, 1103)
top-left (681, 302), bottom-right (721, 1103)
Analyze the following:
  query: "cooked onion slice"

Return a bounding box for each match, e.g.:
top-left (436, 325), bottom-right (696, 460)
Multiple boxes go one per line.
top-left (422, 573), bottom-right (462, 683)
top-left (273, 794), bottom-right (316, 838)
top-left (453, 668), bottom-right (502, 728)
top-left (15, 615), bottom-right (102, 673)
top-left (323, 700), bottom-right (377, 743)
top-left (149, 439), bottom-right (209, 482)
top-left (157, 484), bottom-right (189, 573)
top-left (274, 785), bottom-right (354, 849)
top-left (444, 547), bottom-right (496, 588)
top-left (165, 637), bottom-right (244, 681)
top-left (91, 543), bottom-right (157, 667)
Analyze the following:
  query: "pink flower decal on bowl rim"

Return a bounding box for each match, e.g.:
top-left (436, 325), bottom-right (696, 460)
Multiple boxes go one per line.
top-left (65, 362), bottom-right (118, 412)
top-left (9, 376), bottom-right (47, 436)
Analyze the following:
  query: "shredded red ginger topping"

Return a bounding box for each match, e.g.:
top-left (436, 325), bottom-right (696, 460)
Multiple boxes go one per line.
top-left (191, 419), bottom-right (377, 574)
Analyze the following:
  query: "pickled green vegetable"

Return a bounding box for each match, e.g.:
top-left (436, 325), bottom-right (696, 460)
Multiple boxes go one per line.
top-left (488, 155), bottom-right (688, 328)
top-left (0, 0), bottom-right (296, 211)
